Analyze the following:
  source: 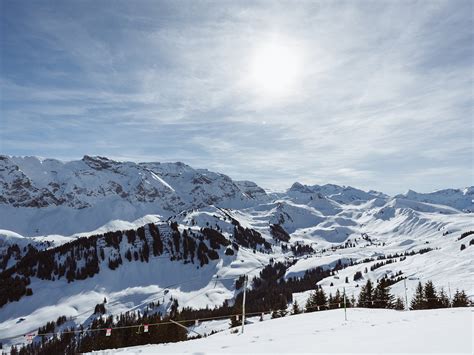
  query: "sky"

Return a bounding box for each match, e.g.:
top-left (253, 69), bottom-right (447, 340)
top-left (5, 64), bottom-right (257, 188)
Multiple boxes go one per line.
top-left (0, 0), bottom-right (472, 194)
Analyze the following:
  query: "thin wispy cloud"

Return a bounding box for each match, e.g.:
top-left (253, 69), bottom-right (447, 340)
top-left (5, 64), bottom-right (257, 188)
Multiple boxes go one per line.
top-left (1, 0), bottom-right (472, 194)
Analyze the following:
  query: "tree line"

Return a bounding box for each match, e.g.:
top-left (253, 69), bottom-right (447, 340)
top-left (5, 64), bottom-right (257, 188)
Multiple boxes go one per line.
top-left (0, 220), bottom-right (274, 308)
top-left (8, 260), bottom-right (471, 355)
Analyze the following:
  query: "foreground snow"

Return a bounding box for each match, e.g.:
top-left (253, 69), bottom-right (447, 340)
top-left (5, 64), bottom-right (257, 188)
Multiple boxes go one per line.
top-left (90, 308), bottom-right (473, 354)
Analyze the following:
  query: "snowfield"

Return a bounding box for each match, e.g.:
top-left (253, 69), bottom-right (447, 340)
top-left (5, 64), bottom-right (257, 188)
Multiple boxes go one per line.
top-left (89, 308), bottom-right (473, 354)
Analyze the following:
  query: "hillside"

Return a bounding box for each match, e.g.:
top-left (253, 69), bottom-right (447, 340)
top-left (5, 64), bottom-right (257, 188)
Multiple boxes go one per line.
top-left (89, 308), bottom-right (473, 354)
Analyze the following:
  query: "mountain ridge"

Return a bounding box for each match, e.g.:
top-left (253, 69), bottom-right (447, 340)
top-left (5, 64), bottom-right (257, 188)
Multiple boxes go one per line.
top-left (1, 155), bottom-right (472, 237)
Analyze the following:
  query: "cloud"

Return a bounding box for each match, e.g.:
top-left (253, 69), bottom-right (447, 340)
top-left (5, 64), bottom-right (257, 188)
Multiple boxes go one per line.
top-left (1, 0), bottom-right (472, 194)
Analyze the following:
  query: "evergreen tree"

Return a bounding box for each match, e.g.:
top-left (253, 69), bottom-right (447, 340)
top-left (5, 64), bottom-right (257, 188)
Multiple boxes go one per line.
top-left (306, 288), bottom-right (328, 312)
top-left (357, 279), bottom-right (374, 307)
top-left (331, 289), bottom-right (342, 309)
top-left (353, 271), bottom-right (363, 281)
top-left (394, 297), bottom-right (405, 310)
top-left (328, 293), bottom-right (334, 309)
top-left (410, 282), bottom-right (425, 310)
top-left (452, 290), bottom-right (469, 307)
top-left (350, 295), bottom-right (356, 308)
top-left (437, 288), bottom-right (450, 308)
top-left (315, 288), bottom-right (328, 311)
top-left (373, 278), bottom-right (394, 308)
top-left (424, 281), bottom-right (441, 308)
top-left (94, 303), bottom-right (106, 315)
top-left (305, 290), bottom-right (318, 312)
top-left (292, 300), bottom-right (301, 314)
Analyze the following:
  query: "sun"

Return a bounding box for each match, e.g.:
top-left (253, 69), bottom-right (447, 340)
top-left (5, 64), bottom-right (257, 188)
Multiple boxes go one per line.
top-left (249, 41), bottom-right (303, 98)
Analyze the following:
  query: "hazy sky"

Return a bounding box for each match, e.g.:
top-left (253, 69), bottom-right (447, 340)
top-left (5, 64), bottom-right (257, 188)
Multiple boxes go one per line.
top-left (1, 0), bottom-right (472, 194)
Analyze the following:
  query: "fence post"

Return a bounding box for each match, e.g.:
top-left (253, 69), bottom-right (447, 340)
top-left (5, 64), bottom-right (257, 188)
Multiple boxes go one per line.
top-left (241, 275), bottom-right (247, 334)
top-left (343, 287), bottom-right (347, 321)
top-left (404, 279), bottom-right (408, 311)
top-left (448, 282), bottom-right (452, 307)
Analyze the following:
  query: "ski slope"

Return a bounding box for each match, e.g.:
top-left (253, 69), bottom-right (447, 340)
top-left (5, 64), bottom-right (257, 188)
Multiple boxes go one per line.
top-left (89, 308), bottom-right (473, 354)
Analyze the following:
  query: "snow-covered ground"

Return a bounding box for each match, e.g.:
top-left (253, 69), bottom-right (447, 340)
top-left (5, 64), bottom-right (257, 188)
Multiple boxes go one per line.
top-left (89, 308), bottom-right (473, 354)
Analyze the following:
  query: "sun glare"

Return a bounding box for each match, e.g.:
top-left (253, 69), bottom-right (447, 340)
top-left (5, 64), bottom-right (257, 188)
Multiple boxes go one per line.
top-left (249, 41), bottom-right (302, 98)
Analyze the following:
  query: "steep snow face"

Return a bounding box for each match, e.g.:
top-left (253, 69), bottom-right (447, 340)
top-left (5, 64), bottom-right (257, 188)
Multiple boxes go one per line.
top-left (397, 187), bottom-right (474, 212)
top-left (234, 180), bottom-right (268, 200)
top-left (0, 156), bottom-right (268, 236)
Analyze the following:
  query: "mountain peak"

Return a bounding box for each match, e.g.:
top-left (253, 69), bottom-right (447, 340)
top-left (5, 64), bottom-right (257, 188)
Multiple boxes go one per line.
top-left (288, 182), bottom-right (313, 193)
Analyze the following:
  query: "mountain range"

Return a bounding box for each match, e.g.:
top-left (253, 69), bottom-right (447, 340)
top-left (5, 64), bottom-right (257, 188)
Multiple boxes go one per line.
top-left (0, 155), bottom-right (472, 350)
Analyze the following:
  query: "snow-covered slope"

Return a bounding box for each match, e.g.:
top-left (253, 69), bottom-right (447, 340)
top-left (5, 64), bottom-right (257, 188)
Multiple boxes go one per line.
top-left (0, 155), bottom-right (472, 353)
top-left (396, 187), bottom-right (474, 212)
top-left (89, 308), bottom-right (473, 354)
top-left (1, 199), bottom-right (472, 346)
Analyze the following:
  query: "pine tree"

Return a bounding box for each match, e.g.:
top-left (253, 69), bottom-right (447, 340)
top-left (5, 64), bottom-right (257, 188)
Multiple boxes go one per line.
top-left (452, 290), bottom-right (469, 307)
top-left (410, 281), bottom-right (425, 310)
top-left (305, 290), bottom-right (318, 312)
top-left (332, 289), bottom-right (342, 309)
top-left (373, 278), bottom-right (394, 308)
top-left (424, 281), bottom-right (441, 309)
top-left (437, 288), bottom-right (450, 308)
top-left (315, 288), bottom-right (328, 311)
top-left (292, 300), bottom-right (301, 314)
top-left (357, 279), bottom-right (374, 307)
top-left (350, 294), bottom-right (356, 308)
top-left (94, 303), bottom-right (106, 314)
top-left (394, 297), bottom-right (405, 310)
top-left (328, 293), bottom-right (334, 309)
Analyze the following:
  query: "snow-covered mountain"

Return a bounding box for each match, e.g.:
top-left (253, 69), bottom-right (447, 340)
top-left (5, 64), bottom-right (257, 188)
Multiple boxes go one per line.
top-left (287, 182), bottom-right (385, 205)
top-left (396, 187), bottom-right (474, 212)
top-left (0, 155), bottom-right (269, 236)
top-left (0, 155), bottom-right (472, 352)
